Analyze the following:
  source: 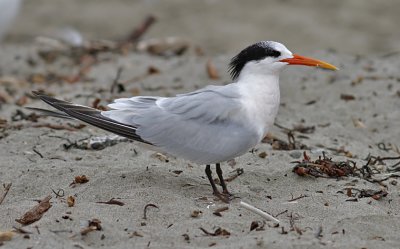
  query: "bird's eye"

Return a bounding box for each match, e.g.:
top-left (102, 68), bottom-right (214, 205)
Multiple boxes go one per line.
top-left (270, 50), bottom-right (281, 58)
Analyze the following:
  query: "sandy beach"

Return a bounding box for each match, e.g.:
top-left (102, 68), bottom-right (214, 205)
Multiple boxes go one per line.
top-left (1, 1), bottom-right (400, 249)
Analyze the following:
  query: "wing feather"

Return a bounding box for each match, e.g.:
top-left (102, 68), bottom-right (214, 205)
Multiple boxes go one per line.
top-left (32, 91), bottom-right (150, 144)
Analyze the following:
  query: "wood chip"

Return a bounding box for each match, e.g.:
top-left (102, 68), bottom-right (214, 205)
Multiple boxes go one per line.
top-left (15, 196), bottom-right (52, 225)
top-left (172, 170), bottom-right (183, 175)
top-left (340, 94), bottom-right (355, 101)
top-left (258, 151), bottom-right (268, 159)
top-left (352, 118), bottom-right (366, 128)
top-left (67, 196), bottom-right (75, 207)
top-left (151, 153), bottom-right (169, 162)
top-left (346, 188), bottom-right (353, 197)
top-left (80, 219), bottom-right (102, 235)
top-left (206, 59), bottom-right (220, 80)
top-left (147, 66), bottom-right (160, 74)
top-left (0, 231), bottom-right (14, 242)
top-left (213, 206), bottom-right (229, 217)
top-left (130, 231), bottom-right (143, 238)
top-left (15, 95), bottom-right (29, 106)
top-left (191, 210), bottom-right (202, 218)
top-left (70, 175), bottom-right (89, 187)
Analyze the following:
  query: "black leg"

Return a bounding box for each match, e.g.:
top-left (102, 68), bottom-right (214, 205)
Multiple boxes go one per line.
top-left (205, 164), bottom-right (219, 195)
top-left (216, 163), bottom-right (230, 195)
top-left (205, 164), bottom-right (228, 203)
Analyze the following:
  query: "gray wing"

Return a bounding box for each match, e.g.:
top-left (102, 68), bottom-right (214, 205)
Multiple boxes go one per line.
top-left (32, 91), bottom-right (150, 144)
top-left (102, 85), bottom-right (260, 164)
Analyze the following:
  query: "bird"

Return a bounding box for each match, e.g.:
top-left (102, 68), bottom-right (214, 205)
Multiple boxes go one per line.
top-left (32, 41), bottom-right (337, 202)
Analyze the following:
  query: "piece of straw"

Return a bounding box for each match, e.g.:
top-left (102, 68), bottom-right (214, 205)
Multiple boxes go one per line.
top-left (240, 201), bottom-right (280, 223)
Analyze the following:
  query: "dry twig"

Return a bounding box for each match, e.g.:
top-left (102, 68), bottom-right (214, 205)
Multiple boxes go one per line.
top-left (0, 183), bottom-right (12, 205)
top-left (96, 198), bottom-right (125, 206)
top-left (199, 227), bottom-right (230, 237)
top-left (143, 203), bottom-right (159, 219)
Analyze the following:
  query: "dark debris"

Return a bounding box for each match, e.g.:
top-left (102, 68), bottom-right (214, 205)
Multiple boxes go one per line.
top-left (293, 152), bottom-right (399, 201)
top-left (199, 227), bottom-right (230, 237)
top-left (292, 152), bottom-right (356, 178)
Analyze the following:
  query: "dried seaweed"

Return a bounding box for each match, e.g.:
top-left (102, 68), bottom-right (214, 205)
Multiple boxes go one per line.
top-left (293, 152), bottom-right (399, 201)
top-left (292, 152), bottom-right (356, 178)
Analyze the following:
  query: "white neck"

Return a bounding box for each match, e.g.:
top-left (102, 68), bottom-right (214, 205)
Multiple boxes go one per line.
top-left (235, 69), bottom-right (281, 139)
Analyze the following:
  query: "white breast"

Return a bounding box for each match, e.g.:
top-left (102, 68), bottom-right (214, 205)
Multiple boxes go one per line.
top-left (236, 73), bottom-right (281, 140)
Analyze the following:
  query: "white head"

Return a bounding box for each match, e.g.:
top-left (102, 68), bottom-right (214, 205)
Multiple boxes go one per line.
top-left (229, 41), bottom-right (337, 81)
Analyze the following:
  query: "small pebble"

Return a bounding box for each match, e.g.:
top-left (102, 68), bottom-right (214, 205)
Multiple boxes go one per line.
top-left (289, 151), bottom-right (302, 159)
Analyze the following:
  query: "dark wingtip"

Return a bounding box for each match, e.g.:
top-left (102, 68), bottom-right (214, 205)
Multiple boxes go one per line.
top-left (31, 90), bottom-right (46, 99)
top-left (30, 90), bottom-right (150, 144)
top-left (31, 90), bottom-right (40, 96)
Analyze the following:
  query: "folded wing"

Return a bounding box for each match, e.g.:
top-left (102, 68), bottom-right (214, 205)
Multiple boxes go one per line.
top-left (102, 85), bottom-right (260, 164)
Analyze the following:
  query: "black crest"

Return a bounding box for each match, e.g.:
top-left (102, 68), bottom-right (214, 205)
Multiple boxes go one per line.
top-left (229, 41), bottom-right (281, 80)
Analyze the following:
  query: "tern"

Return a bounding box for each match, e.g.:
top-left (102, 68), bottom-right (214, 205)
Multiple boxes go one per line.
top-left (33, 41), bottom-right (337, 201)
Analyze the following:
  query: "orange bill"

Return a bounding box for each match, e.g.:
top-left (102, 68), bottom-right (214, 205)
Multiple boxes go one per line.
top-left (280, 54), bottom-right (338, 70)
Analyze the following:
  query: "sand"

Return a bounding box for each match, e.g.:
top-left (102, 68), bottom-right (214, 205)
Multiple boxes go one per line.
top-left (7, 0), bottom-right (400, 55)
top-left (0, 1), bottom-right (400, 248)
top-left (0, 42), bottom-right (399, 249)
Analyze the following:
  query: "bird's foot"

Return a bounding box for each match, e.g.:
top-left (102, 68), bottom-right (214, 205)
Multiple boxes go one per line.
top-left (222, 189), bottom-right (232, 197)
top-left (213, 191), bottom-right (230, 203)
top-left (213, 190), bottom-right (235, 203)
